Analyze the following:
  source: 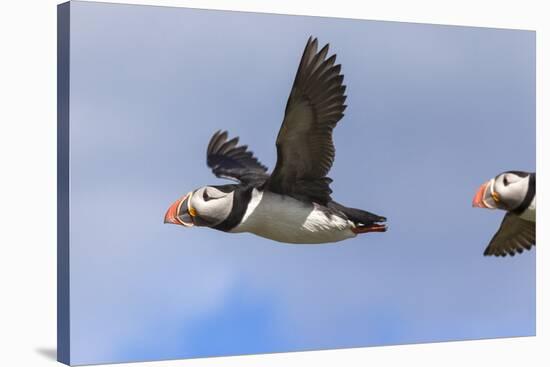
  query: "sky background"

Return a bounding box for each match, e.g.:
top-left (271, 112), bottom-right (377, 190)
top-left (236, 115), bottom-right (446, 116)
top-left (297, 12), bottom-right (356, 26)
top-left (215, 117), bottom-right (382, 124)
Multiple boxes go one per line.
top-left (67, 1), bottom-right (535, 365)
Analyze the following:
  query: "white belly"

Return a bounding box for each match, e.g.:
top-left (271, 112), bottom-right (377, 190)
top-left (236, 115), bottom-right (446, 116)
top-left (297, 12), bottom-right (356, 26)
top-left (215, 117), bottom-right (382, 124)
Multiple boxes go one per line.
top-left (519, 195), bottom-right (536, 222)
top-left (230, 189), bottom-right (356, 244)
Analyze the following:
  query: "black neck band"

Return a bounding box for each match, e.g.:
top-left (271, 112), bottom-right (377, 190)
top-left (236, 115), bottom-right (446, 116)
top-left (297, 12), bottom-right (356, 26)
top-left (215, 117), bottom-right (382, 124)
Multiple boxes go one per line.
top-left (213, 185), bottom-right (253, 232)
top-left (513, 173), bottom-right (535, 215)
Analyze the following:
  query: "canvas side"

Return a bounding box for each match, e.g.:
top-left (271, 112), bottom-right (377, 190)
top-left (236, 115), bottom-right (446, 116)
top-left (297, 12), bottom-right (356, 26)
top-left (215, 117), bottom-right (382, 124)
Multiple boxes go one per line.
top-left (57, 2), bottom-right (71, 365)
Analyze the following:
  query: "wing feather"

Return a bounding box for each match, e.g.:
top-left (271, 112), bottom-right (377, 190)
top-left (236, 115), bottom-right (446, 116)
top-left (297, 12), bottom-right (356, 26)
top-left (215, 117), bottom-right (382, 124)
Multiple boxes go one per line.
top-left (267, 37), bottom-right (347, 204)
top-left (484, 213), bottom-right (536, 257)
top-left (206, 130), bottom-right (268, 184)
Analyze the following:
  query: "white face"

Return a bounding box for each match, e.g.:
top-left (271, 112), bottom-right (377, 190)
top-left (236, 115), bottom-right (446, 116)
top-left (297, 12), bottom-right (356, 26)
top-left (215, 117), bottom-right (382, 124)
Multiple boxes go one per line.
top-left (188, 186), bottom-right (235, 227)
top-left (491, 172), bottom-right (530, 210)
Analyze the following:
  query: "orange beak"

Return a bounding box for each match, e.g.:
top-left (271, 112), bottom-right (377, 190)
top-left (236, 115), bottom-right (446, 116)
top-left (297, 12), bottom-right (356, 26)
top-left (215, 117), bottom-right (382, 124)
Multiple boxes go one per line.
top-left (164, 192), bottom-right (194, 226)
top-left (472, 181), bottom-right (490, 209)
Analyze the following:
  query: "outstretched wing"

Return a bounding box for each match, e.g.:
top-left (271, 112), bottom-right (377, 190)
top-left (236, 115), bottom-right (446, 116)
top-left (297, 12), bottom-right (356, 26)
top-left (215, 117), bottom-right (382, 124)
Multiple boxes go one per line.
top-left (206, 130), bottom-right (269, 184)
top-left (267, 37), bottom-right (347, 204)
top-left (484, 213), bottom-right (536, 257)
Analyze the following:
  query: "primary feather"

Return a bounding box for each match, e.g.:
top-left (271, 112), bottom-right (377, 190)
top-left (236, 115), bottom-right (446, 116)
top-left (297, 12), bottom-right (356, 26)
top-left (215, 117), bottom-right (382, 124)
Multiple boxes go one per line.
top-left (206, 130), bottom-right (268, 184)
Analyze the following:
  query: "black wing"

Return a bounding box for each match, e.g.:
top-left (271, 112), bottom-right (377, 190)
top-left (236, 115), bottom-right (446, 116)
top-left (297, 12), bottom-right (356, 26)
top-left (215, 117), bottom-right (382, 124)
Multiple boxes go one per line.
top-left (484, 213), bottom-right (536, 257)
top-left (206, 130), bottom-right (269, 184)
top-left (267, 37), bottom-right (347, 205)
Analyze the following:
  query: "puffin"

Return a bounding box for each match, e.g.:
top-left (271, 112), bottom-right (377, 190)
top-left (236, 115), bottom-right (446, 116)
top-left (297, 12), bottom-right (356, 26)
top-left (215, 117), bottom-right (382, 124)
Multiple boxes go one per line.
top-left (472, 171), bottom-right (536, 257)
top-left (164, 37), bottom-right (387, 244)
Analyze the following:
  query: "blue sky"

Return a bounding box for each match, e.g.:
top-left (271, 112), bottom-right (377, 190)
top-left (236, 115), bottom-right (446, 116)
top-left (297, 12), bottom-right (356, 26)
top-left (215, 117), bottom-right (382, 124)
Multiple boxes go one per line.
top-left (67, 1), bottom-right (535, 365)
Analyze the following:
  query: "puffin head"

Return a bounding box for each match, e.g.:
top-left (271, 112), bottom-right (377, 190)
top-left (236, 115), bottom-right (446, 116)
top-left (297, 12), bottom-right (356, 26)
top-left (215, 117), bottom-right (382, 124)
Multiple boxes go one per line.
top-left (164, 185), bottom-right (235, 228)
top-left (472, 171), bottom-right (531, 211)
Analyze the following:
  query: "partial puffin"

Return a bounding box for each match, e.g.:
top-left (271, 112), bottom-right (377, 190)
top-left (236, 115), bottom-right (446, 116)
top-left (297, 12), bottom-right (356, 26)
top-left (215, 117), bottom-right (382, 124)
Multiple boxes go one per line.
top-left (472, 171), bottom-right (536, 257)
top-left (164, 37), bottom-right (387, 244)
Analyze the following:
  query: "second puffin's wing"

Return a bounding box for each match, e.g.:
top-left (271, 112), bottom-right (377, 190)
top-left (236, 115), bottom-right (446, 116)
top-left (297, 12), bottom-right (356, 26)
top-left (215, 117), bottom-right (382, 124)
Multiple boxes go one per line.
top-left (267, 37), bottom-right (347, 205)
top-left (484, 213), bottom-right (536, 257)
top-left (206, 130), bottom-right (269, 184)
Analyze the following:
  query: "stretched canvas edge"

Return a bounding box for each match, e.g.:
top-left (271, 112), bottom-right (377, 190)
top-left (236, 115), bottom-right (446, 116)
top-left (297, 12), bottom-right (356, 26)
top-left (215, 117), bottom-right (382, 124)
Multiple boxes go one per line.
top-left (57, 1), bottom-right (71, 365)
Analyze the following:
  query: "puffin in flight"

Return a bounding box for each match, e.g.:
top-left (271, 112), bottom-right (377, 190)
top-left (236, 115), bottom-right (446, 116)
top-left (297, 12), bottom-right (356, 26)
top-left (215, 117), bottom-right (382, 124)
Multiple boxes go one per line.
top-left (164, 37), bottom-right (387, 244)
top-left (472, 171), bottom-right (536, 256)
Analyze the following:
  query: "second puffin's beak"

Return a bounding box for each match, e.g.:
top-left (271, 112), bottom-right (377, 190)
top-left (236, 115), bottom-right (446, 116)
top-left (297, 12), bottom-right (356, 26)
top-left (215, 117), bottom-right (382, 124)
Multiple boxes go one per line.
top-left (164, 192), bottom-right (195, 226)
top-left (472, 179), bottom-right (497, 209)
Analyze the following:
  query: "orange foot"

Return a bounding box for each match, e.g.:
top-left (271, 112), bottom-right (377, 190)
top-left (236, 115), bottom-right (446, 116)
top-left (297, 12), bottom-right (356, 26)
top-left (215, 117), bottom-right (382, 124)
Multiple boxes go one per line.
top-left (352, 224), bottom-right (387, 234)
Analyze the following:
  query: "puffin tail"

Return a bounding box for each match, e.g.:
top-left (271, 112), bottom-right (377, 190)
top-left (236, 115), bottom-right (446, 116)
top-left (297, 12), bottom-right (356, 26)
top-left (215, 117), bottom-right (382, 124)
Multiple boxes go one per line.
top-left (328, 201), bottom-right (387, 227)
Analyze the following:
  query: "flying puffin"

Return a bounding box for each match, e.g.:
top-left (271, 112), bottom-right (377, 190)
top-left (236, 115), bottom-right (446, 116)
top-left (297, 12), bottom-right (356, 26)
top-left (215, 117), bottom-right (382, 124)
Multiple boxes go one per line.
top-left (472, 171), bottom-right (536, 256)
top-left (164, 37), bottom-right (387, 244)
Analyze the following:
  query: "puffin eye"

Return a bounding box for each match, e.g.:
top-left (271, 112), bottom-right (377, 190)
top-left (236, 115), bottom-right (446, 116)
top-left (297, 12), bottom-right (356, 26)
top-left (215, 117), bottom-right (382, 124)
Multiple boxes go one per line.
top-left (203, 190), bottom-right (211, 201)
top-left (503, 176), bottom-right (509, 186)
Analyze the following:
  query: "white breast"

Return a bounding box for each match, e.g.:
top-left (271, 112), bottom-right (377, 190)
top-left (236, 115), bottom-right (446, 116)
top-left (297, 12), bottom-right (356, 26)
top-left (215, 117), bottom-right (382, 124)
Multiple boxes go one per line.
top-left (519, 195), bottom-right (536, 222)
top-left (230, 189), bottom-right (356, 244)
